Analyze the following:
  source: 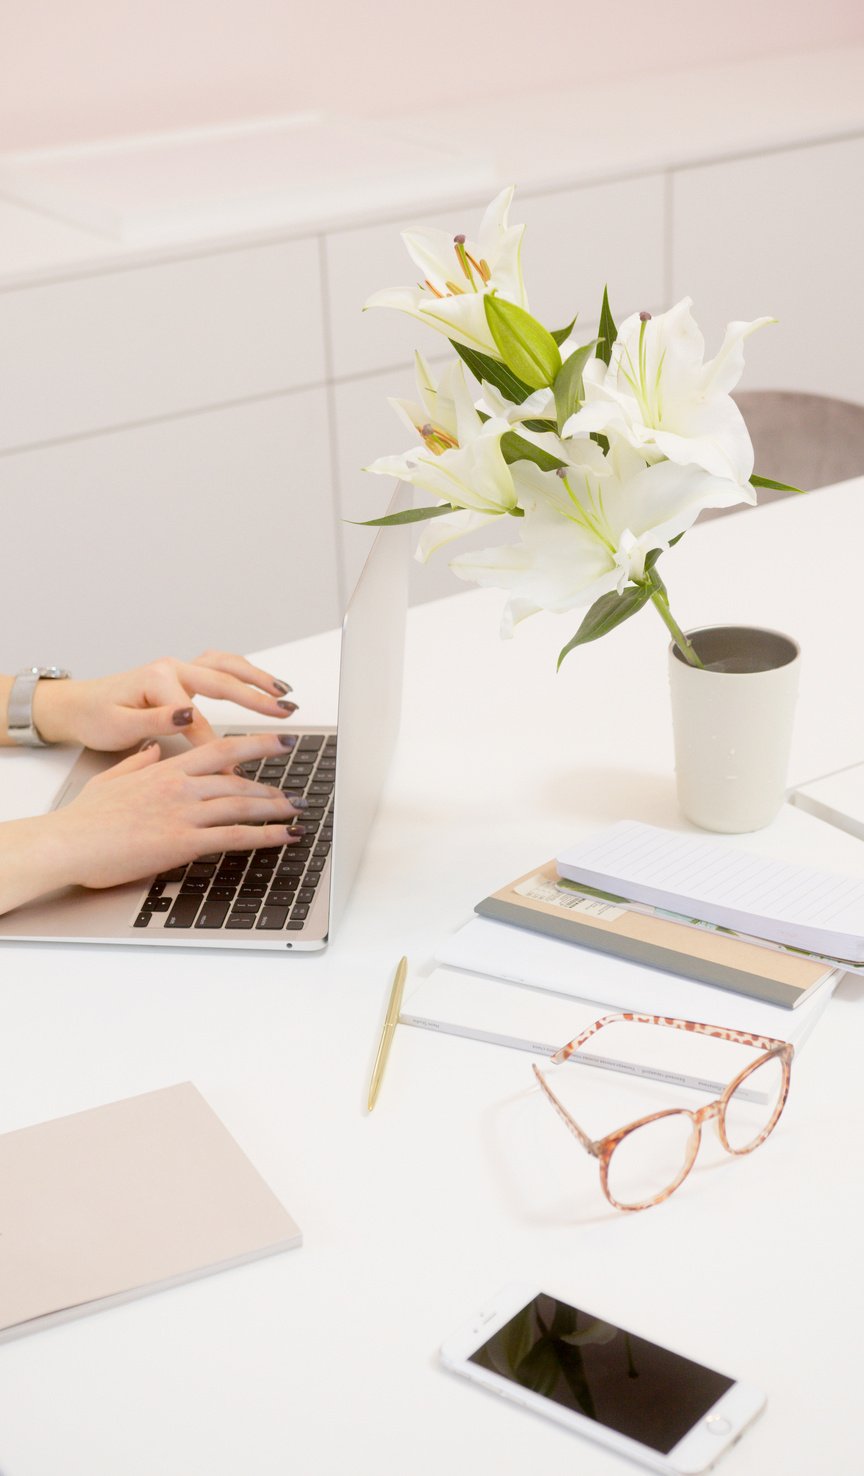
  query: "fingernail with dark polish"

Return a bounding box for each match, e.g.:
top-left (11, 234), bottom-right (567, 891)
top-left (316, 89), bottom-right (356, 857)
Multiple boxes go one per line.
top-left (272, 679), bottom-right (293, 695)
top-left (277, 700), bottom-right (298, 713)
top-left (278, 734), bottom-right (297, 748)
top-left (234, 765), bottom-right (245, 776)
top-left (287, 825), bottom-right (306, 838)
top-left (287, 795), bottom-right (309, 809)
top-left (172, 707), bottom-right (194, 726)
top-left (139, 739), bottom-right (158, 752)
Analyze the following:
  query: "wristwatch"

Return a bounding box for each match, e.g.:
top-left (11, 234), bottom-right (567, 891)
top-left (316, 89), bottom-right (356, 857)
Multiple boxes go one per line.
top-left (7, 666), bottom-right (71, 747)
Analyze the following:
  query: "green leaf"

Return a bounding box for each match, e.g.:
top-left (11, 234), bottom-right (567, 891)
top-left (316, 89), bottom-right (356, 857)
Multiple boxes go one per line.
top-left (596, 285), bottom-right (617, 367)
top-left (751, 473), bottom-right (808, 495)
top-left (552, 340), bottom-right (597, 431)
top-left (484, 296), bottom-right (562, 390)
top-left (353, 504), bottom-right (458, 527)
top-left (501, 430), bottom-right (565, 473)
top-left (590, 430), bottom-right (610, 455)
top-left (522, 417), bottom-right (557, 433)
top-left (449, 339), bottom-right (534, 405)
top-left (557, 585), bottom-right (651, 668)
top-left (551, 315), bottom-right (578, 346)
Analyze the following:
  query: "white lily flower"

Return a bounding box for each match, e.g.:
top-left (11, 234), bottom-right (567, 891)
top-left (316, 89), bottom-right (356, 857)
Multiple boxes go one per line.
top-left (365, 361), bottom-right (519, 560)
top-left (564, 298), bottom-right (773, 492)
top-left (478, 379), bottom-right (555, 425)
top-left (364, 186), bottom-right (527, 356)
top-left (450, 439), bottom-right (749, 634)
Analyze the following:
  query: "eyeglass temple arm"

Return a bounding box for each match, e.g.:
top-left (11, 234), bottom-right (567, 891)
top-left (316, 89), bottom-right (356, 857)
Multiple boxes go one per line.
top-left (550, 1012), bottom-right (789, 1066)
top-left (531, 1063), bottom-right (599, 1156)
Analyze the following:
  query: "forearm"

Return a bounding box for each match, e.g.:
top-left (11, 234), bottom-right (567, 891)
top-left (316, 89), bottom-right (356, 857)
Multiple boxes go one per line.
top-left (0, 814), bottom-right (73, 915)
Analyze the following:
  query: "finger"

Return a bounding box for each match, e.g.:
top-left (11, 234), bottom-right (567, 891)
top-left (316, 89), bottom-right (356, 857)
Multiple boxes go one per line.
top-left (176, 662), bottom-right (298, 721)
top-left (198, 798), bottom-right (306, 826)
top-left (196, 822), bottom-right (304, 855)
top-left (193, 775), bottom-right (303, 808)
top-left (88, 741), bottom-right (162, 784)
top-left (191, 650), bottom-right (294, 700)
top-left (114, 701), bottom-right (217, 747)
top-left (172, 733), bottom-right (298, 774)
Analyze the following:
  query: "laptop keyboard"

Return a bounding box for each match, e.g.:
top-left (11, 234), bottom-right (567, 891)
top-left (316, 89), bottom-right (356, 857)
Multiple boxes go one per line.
top-left (132, 733), bottom-right (335, 934)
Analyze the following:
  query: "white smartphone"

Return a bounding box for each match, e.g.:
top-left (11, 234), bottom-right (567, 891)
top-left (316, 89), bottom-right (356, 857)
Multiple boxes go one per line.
top-left (440, 1285), bottom-right (765, 1475)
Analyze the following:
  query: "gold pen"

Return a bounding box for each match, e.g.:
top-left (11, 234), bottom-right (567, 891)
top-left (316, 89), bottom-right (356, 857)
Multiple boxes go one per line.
top-left (367, 956), bottom-right (408, 1111)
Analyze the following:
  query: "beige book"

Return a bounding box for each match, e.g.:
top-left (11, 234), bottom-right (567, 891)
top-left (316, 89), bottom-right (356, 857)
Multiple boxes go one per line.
top-left (477, 862), bottom-right (835, 1009)
top-left (0, 1083), bottom-right (301, 1342)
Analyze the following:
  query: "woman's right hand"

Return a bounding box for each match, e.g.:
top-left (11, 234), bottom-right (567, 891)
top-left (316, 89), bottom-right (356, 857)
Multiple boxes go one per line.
top-left (44, 734), bottom-right (306, 892)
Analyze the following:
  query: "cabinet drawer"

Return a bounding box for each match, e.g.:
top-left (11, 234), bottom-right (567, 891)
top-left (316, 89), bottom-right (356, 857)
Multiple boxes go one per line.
top-left (0, 388), bottom-right (340, 674)
top-left (0, 237), bottom-right (326, 451)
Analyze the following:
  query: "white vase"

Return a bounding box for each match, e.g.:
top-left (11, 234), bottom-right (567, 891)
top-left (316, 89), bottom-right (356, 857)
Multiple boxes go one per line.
top-left (668, 626), bottom-right (800, 834)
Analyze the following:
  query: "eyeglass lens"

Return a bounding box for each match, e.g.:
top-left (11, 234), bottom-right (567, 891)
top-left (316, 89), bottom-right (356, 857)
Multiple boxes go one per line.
top-left (605, 1110), bottom-right (698, 1210)
top-left (722, 1053), bottom-right (787, 1153)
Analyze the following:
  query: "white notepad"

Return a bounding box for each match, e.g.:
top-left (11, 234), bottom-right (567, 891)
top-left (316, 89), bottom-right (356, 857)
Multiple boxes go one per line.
top-left (556, 821), bottom-right (864, 962)
top-left (0, 1083), bottom-right (301, 1342)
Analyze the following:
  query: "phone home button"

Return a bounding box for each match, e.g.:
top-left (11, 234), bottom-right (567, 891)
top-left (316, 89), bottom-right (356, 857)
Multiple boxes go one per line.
top-left (705, 1415), bottom-right (732, 1438)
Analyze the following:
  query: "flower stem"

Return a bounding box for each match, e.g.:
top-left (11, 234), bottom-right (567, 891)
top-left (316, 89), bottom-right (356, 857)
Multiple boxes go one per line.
top-left (646, 569), bottom-right (705, 668)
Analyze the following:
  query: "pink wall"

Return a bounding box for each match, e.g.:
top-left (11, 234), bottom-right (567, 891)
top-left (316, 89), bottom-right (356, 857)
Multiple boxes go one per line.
top-left (3, 0), bottom-right (864, 151)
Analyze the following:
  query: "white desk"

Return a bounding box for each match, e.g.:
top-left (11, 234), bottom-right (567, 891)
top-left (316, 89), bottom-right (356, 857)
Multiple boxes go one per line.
top-left (0, 481), bottom-right (862, 1476)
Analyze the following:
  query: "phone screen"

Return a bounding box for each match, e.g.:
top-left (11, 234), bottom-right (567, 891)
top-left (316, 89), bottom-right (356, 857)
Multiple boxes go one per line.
top-left (469, 1293), bottom-right (734, 1455)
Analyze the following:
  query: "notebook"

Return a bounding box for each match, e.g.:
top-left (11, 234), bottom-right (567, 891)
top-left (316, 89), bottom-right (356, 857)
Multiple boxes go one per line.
top-left (556, 821), bottom-right (864, 963)
top-left (435, 916), bottom-right (838, 1043)
top-left (475, 861), bottom-right (835, 1008)
top-left (0, 1083), bottom-right (301, 1342)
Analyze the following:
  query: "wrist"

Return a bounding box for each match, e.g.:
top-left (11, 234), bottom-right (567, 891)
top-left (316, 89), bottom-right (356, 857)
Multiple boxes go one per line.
top-left (30, 678), bottom-right (79, 745)
top-left (0, 813), bottom-right (76, 915)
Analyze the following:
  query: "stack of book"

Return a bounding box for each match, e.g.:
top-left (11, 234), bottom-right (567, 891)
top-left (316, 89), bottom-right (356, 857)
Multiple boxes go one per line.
top-left (402, 821), bottom-right (860, 1087)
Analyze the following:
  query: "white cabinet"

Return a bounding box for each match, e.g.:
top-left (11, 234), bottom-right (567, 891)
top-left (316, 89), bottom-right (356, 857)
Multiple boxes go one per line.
top-left (0, 238), bottom-right (325, 452)
top-left (517, 175), bottom-right (666, 333)
top-left (671, 136), bottom-right (864, 402)
top-left (0, 388), bottom-right (339, 675)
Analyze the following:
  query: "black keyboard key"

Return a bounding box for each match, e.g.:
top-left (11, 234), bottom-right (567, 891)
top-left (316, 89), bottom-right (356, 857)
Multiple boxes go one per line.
top-left (227, 915), bottom-right (255, 929)
top-left (180, 878), bottom-right (208, 894)
top-left (187, 863), bottom-right (217, 878)
top-left (156, 867), bottom-right (187, 884)
top-left (286, 920), bottom-right (306, 930)
top-left (298, 734), bottom-right (323, 750)
top-left (314, 843), bottom-right (331, 857)
top-left (257, 906), bottom-right (289, 929)
top-left (254, 848), bottom-right (284, 862)
top-left (297, 888), bottom-right (316, 904)
top-left (196, 901), bottom-right (230, 929)
top-left (277, 862), bottom-right (305, 878)
top-left (267, 890), bottom-right (296, 906)
top-left (239, 884), bottom-right (267, 898)
top-left (165, 897), bottom-right (202, 928)
top-left (208, 886), bottom-right (237, 901)
top-left (259, 775), bottom-right (281, 786)
top-left (237, 763), bottom-right (260, 777)
top-left (148, 881), bottom-right (166, 898)
top-left (143, 897), bottom-right (172, 912)
top-left (247, 868), bottom-right (275, 884)
top-left (291, 904), bottom-right (309, 921)
top-left (232, 899), bottom-right (262, 913)
top-left (198, 853), bottom-right (223, 864)
top-left (306, 858), bottom-right (326, 872)
top-left (134, 911), bottom-right (152, 927)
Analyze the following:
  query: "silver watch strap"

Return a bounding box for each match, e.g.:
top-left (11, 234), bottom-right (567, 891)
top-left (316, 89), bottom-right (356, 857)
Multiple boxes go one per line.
top-left (7, 667), bottom-right (70, 747)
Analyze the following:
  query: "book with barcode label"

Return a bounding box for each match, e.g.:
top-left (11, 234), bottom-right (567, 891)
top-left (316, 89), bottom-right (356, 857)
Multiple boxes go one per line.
top-left (475, 859), bottom-right (836, 1009)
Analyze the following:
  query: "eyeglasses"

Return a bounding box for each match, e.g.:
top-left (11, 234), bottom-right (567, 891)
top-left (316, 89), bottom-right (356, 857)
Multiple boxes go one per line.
top-left (533, 1012), bottom-right (794, 1212)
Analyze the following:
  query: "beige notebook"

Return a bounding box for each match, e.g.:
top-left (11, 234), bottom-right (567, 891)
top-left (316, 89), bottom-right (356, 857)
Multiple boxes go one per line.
top-left (0, 1083), bottom-right (301, 1342)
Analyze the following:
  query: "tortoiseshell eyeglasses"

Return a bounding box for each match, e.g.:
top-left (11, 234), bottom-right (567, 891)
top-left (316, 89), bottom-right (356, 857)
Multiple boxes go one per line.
top-left (533, 1013), bottom-right (794, 1213)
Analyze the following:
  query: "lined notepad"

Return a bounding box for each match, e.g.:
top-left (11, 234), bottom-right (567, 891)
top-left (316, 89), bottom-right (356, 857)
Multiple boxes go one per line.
top-left (557, 821), bottom-right (864, 963)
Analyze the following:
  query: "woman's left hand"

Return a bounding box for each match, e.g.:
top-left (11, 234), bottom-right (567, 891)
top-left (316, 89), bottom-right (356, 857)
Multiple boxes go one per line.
top-left (30, 652), bottom-right (298, 750)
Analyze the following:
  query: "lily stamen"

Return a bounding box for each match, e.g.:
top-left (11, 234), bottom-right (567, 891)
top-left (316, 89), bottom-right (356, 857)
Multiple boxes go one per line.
top-left (453, 235), bottom-right (479, 292)
top-left (423, 278), bottom-right (445, 299)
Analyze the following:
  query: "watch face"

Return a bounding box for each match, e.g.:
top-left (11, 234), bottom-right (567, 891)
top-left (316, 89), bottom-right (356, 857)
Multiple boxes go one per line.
top-left (40, 667), bottom-right (71, 679)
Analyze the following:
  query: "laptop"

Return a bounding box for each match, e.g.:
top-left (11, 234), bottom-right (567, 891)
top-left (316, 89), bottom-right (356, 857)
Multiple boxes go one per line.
top-left (0, 488), bottom-right (410, 953)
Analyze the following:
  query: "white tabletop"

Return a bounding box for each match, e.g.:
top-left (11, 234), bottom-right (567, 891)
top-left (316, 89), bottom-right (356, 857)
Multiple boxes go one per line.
top-left (0, 480), bottom-right (862, 1476)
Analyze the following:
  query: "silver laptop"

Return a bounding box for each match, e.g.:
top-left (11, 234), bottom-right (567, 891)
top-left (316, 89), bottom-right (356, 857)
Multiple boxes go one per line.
top-left (0, 489), bottom-right (409, 953)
